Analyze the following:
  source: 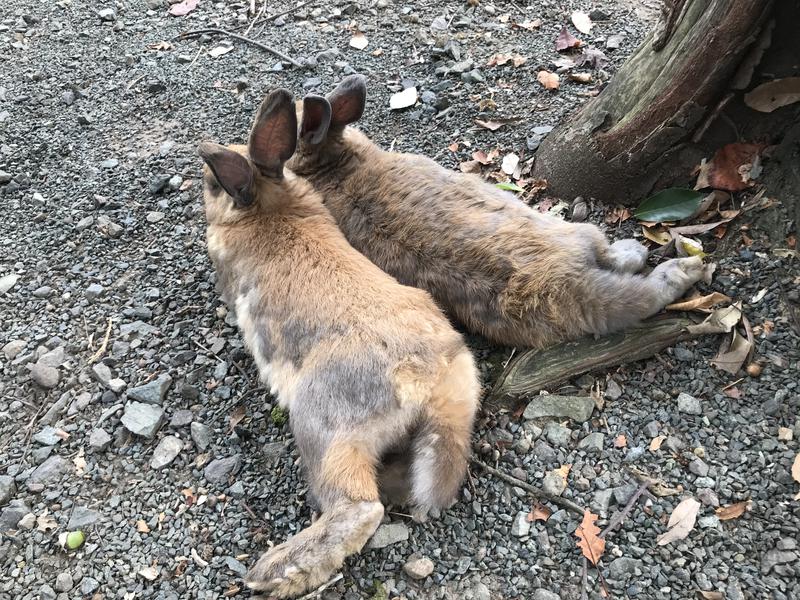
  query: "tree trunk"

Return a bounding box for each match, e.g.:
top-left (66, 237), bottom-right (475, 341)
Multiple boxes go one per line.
top-left (533, 0), bottom-right (776, 205)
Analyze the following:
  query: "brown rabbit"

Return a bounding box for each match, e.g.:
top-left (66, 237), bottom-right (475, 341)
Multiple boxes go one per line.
top-left (288, 75), bottom-right (710, 349)
top-left (199, 89), bottom-right (480, 597)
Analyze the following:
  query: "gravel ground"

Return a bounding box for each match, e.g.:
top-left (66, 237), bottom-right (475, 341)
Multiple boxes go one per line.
top-left (1, 1), bottom-right (799, 599)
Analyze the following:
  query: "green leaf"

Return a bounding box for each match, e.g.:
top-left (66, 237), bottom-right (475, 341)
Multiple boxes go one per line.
top-left (634, 188), bottom-right (705, 223)
top-left (496, 182), bottom-right (524, 192)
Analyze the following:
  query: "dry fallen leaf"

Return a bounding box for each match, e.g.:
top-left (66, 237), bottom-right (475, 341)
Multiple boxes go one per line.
top-left (569, 72), bottom-right (593, 84)
top-left (697, 143), bottom-right (766, 192)
top-left (138, 566), bottom-right (160, 581)
top-left (486, 53), bottom-right (527, 67)
top-left (472, 150), bottom-right (493, 164)
top-left (501, 153), bottom-right (520, 176)
top-left (168, 0), bottom-right (199, 17)
top-left (667, 292), bottom-right (732, 312)
top-left (136, 519), bottom-right (151, 533)
top-left (649, 436), bottom-right (666, 452)
top-left (715, 500), bottom-right (751, 521)
top-left (604, 206), bottom-right (631, 225)
top-left (555, 26), bottom-right (582, 51)
top-left (744, 77), bottom-right (800, 113)
top-left (349, 32), bottom-right (368, 50)
top-left (571, 11), bottom-right (593, 34)
top-left (711, 329), bottom-right (752, 374)
top-left (148, 41), bottom-right (174, 51)
top-left (575, 510), bottom-right (605, 565)
top-left (73, 448), bottom-right (86, 476)
top-left (36, 510), bottom-right (58, 532)
top-left (389, 87), bottom-right (418, 110)
top-left (696, 592), bottom-right (724, 600)
top-left (527, 502), bottom-right (552, 522)
top-left (475, 119), bottom-right (513, 131)
top-left (537, 70), bottom-right (560, 91)
top-left (447, 142), bottom-right (459, 152)
top-left (516, 19), bottom-right (542, 31)
top-left (459, 160), bottom-right (482, 174)
top-left (229, 404), bottom-right (246, 433)
top-left (657, 498), bottom-right (700, 545)
top-left (555, 464), bottom-right (572, 479)
top-left (208, 44), bottom-right (234, 58)
top-left (614, 434), bottom-right (627, 448)
top-left (642, 225), bottom-right (671, 245)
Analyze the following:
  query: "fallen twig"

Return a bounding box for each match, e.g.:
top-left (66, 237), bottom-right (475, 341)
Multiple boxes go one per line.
top-left (600, 480), bottom-right (651, 539)
top-left (472, 459), bottom-right (585, 516)
top-left (175, 29), bottom-right (303, 68)
top-left (88, 317), bottom-right (113, 364)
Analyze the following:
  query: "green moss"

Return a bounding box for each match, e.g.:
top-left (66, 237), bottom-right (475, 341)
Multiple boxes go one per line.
top-left (270, 406), bottom-right (288, 426)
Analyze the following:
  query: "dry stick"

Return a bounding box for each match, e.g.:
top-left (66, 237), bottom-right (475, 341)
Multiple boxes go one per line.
top-left (88, 317), bottom-right (113, 364)
top-left (472, 459), bottom-right (585, 516)
top-left (296, 573), bottom-right (344, 600)
top-left (175, 29), bottom-right (302, 68)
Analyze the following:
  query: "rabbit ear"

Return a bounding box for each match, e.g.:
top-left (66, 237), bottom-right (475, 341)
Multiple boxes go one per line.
top-left (327, 74), bottom-right (366, 128)
top-left (249, 88), bottom-right (298, 178)
top-left (301, 95), bottom-right (332, 144)
top-left (198, 142), bottom-right (254, 207)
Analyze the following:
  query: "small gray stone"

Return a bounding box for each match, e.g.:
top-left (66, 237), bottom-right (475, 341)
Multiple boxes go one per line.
top-left (696, 487), bottom-right (719, 507)
top-left (367, 522), bottom-right (409, 548)
top-left (80, 578), bottom-right (100, 595)
top-left (85, 283), bottom-right (104, 301)
top-left (613, 484), bottom-right (637, 505)
top-left (404, 556), bottom-right (434, 579)
top-left (689, 458), bottom-right (709, 477)
top-left (170, 409), bottom-right (193, 427)
top-left (191, 422), bottom-right (212, 451)
top-left (533, 591), bottom-right (560, 600)
top-left (96, 215), bottom-right (123, 238)
top-left (608, 557), bottom-right (642, 580)
top-left (39, 584), bottom-right (56, 600)
top-left (605, 378), bottom-right (623, 400)
top-left (91, 362), bottom-right (113, 386)
top-left (225, 556), bottom-right (248, 577)
top-left (150, 436), bottom-right (182, 469)
top-left (127, 374), bottom-right (172, 405)
top-left (37, 346), bottom-right (64, 368)
top-left (121, 401), bottom-right (164, 438)
top-left (0, 476), bottom-right (15, 506)
top-left (33, 426), bottom-right (63, 446)
top-left (89, 428), bottom-right (112, 451)
top-left (204, 455), bottom-right (241, 484)
top-left (761, 548), bottom-right (797, 574)
top-left (664, 435), bottom-right (685, 453)
top-left (591, 489), bottom-right (613, 514)
top-left (0, 274), bottom-right (20, 294)
top-left (695, 476), bottom-right (716, 488)
top-left (75, 215), bottom-right (94, 230)
top-left (511, 511), bottom-right (531, 537)
top-left (643, 420), bottom-right (660, 438)
top-left (544, 422), bottom-right (571, 447)
top-left (97, 8), bottom-right (116, 21)
top-left (698, 515), bottom-right (720, 529)
top-left (677, 392), bottom-right (702, 415)
top-left (541, 469), bottom-right (567, 496)
top-left (624, 446), bottom-right (645, 462)
top-left (32, 285), bottom-right (54, 298)
top-left (100, 158), bottom-right (118, 169)
top-left (450, 59), bottom-right (474, 74)
top-left (578, 432), bottom-right (604, 454)
top-left (30, 363), bottom-right (60, 388)
top-left (228, 481), bottom-right (245, 497)
top-left (146, 211), bottom-right (165, 223)
top-left (0, 500), bottom-right (30, 531)
top-left (55, 572), bottom-right (73, 592)
top-left (3, 339), bottom-right (26, 360)
top-left (67, 506), bottom-right (99, 529)
top-left (523, 395), bottom-right (595, 422)
top-left (29, 455), bottom-right (70, 486)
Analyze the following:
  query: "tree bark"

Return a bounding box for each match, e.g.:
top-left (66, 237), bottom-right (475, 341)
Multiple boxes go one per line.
top-left (533, 0), bottom-right (775, 205)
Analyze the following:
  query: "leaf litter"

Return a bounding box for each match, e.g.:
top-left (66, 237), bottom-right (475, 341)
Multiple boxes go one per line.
top-left (575, 510), bottom-right (605, 565)
top-left (657, 497), bottom-right (700, 545)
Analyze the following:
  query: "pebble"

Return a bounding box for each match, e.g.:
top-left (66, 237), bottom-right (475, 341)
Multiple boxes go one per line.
top-left (543, 422), bottom-right (571, 447)
top-left (689, 458), bottom-right (710, 477)
top-left (91, 362), bottom-right (113, 386)
top-left (0, 500), bottom-right (30, 530)
top-left (0, 274), bottom-right (20, 294)
top-left (127, 374), bottom-right (173, 405)
top-left (150, 435), bottom-right (183, 469)
top-left (146, 211), bottom-right (165, 223)
top-left (511, 511), bottom-right (530, 537)
top-left (17, 512), bottom-right (36, 529)
top-left (578, 432), bottom-right (604, 453)
top-left (644, 420), bottom-right (660, 438)
top-left (149, 174), bottom-right (171, 194)
top-left (37, 346), bottom-right (64, 368)
top-left (403, 556), bottom-right (434, 579)
top-left (97, 8), bottom-right (116, 21)
top-left (85, 283), bottom-right (104, 300)
top-left (96, 215), bottom-right (123, 238)
top-left (367, 522), bottom-right (409, 548)
top-left (523, 395), bottom-right (595, 422)
top-left (170, 409), bottom-right (193, 427)
top-left (225, 556), bottom-right (248, 577)
top-left (541, 469), bottom-right (567, 496)
top-left (29, 455), bottom-right (70, 486)
top-left (605, 378), bottom-right (623, 400)
top-left (608, 557), bottom-right (642, 580)
top-left (761, 548), bottom-right (797, 574)
top-left (0, 475), bottom-right (16, 506)
top-left (67, 506), bottom-right (99, 529)
top-left (677, 392), bottom-right (702, 415)
top-left (191, 422), bottom-right (212, 451)
top-left (121, 401), bottom-right (164, 438)
top-left (532, 591), bottom-right (560, 600)
top-left (100, 158), bottom-right (118, 169)
top-left (80, 578), bottom-right (100, 595)
top-left (696, 487), bottom-right (719, 507)
top-left (33, 285), bottom-right (54, 298)
top-left (39, 585), bottom-right (56, 600)
top-left (204, 455), bottom-right (241, 483)
top-left (3, 339), bottom-right (26, 360)
top-left (33, 426), bottom-right (63, 446)
top-left (55, 572), bottom-right (73, 592)
top-left (30, 363), bottom-right (60, 388)
top-left (89, 428), bottom-right (112, 451)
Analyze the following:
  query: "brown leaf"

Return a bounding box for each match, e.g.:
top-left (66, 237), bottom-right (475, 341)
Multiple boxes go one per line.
top-left (792, 453), bottom-right (800, 484)
top-left (666, 292), bottom-right (732, 312)
top-left (696, 592), bottom-right (724, 600)
top-left (642, 225), bottom-right (671, 245)
top-left (459, 160), bottom-right (482, 174)
top-left (711, 329), bottom-right (752, 374)
top-left (700, 143), bottom-right (766, 192)
top-left (715, 500), bottom-right (751, 521)
top-left (656, 498), bottom-right (700, 545)
top-left (569, 72), bottom-right (593, 84)
top-left (576, 47), bottom-right (608, 69)
top-left (148, 41), bottom-right (174, 51)
top-left (229, 404), bottom-right (246, 432)
top-left (136, 519), bottom-right (151, 533)
top-left (555, 26), bottom-right (582, 51)
top-left (649, 435), bottom-right (666, 452)
top-left (744, 77), bottom-right (800, 113)
top-left (472, 150), bottom-right (492, 164)
top-left (604, 206), bottom-right (631, 225)
top-left (168, 0), bottom-right (198, 17)
top-left (36, 511), bottom-right (58, 532)
top-left (486, 53), bottom-right (527, 68)
top-left (575, 510), bottom-right (606, 565)
top-left (447, 141), bottom-right (459, 152)
top-left (475, 119), bottom-right (513, 131)
top-left (614, 434), bottom-right (627, 448)
top-left (537, 71), bottom-right (560, 91)
top-left (722, 386), bottom-right (742, 399)
top-left (527, 502), bottom-right (552, 522)
top-left (555, 464), bottom-right (572, 479)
